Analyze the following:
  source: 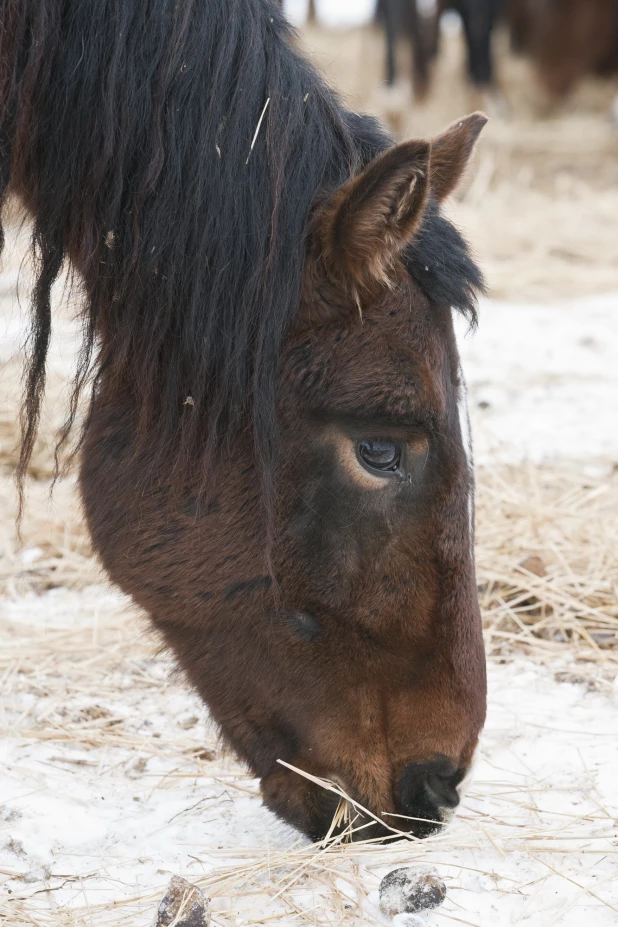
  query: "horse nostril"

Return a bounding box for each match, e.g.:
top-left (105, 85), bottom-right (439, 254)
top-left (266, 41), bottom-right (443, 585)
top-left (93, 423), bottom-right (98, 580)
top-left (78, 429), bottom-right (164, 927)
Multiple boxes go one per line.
top-left (397, 757), bottom-right (465, 818)
top-left (286, 611), bottom-right (321, 641)
top-left (425, 768), bottom-right (461, 809)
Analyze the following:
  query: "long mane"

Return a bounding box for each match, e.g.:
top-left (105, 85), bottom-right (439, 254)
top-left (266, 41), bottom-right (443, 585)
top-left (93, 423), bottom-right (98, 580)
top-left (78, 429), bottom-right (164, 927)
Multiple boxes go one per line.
top-left (0, 0), bottom-right (482, 508)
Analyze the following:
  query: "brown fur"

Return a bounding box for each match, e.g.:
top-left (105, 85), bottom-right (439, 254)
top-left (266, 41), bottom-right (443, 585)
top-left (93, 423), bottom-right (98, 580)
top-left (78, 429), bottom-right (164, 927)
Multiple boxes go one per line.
top-left (78, 115), bottom-right (488, 841)
top-left (507, 0), bottom-right (618, 97)
top-left (428, 112), bottom-right (488, 203)
top-left (314, 140), bottom-right (431, 293)
top-left (304, 114), bottom-right (487, 321)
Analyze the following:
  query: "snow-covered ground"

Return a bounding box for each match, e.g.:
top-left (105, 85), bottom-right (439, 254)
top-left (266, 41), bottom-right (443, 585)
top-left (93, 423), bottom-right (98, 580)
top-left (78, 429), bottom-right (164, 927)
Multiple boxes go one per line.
top-left (1, 245), bottom-right (617, 923)
top-left (456, 293), bottom-right (618, 465)
top-left (2, 591), bottom-right (618, 926)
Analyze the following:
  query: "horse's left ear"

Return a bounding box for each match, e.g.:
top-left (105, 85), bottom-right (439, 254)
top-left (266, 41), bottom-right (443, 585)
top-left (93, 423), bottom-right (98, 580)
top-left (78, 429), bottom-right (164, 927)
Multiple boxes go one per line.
top-left (429, 112), bottom-right (488, 202)
top-left (312, 139), bottom-right (431, 290)
top-left (311, 115), bottom-right (487, 295)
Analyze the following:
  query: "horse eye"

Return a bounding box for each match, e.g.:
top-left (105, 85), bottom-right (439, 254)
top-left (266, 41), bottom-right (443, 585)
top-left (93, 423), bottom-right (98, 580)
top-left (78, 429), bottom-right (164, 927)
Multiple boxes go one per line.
top-left (356, 440), bottom-right (402, 476)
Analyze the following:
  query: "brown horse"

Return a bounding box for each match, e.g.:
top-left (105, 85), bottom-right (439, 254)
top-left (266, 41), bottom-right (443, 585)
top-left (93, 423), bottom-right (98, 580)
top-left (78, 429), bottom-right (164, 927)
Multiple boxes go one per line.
top-left (0, 0), bottom-right (487, 842)
top-left (506, 0), bottom-right (618, 99)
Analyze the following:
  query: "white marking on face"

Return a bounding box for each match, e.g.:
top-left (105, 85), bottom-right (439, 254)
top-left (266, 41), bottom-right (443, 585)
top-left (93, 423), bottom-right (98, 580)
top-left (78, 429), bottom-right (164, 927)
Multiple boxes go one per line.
top-left (457, 369), bottom-right (475, 547)
top-left (456, 750), bottom-right (479, 804)
top-left (457, 375), bottom-right (473, 469)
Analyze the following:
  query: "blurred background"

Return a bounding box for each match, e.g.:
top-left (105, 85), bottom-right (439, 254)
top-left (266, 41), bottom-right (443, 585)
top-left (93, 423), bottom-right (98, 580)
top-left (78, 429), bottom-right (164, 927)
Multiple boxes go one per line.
top-left (283, 0), bottom-right (618, 302)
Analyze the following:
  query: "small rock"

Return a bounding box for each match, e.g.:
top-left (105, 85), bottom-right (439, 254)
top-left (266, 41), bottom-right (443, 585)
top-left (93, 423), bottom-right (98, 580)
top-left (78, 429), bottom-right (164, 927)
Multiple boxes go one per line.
top-left (4, 837), bottom-right (27, 858)
top-left (379, 867), bottom-right (446, 917)
top-left (155, 875), bottom-right (210, 927)
top-left (518, 555), bottom-right (546, 578)
top-left (78, 704), bottom-right (112, 721)
top-left (20, 867), bottom-right (51, 884)
top-left (177, 714), bottom-right (199, 730)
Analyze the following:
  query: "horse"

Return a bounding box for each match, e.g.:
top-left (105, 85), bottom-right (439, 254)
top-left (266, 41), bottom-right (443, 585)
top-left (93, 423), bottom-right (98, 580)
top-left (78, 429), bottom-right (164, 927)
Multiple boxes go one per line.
top-left (0, 0), bottom-right (487, 843)
top-left (377, 0), bottom-right (503, 100)
top-left (506, 0), bottom-right (618, 100)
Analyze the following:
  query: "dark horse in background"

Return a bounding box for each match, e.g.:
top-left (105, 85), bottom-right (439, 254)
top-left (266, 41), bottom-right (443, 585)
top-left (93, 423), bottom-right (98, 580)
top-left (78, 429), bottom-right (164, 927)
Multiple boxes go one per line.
top-left (377, 0), bottom-right (503, 99)
top-left (0, 0), bottom-right (487, 842)
top-left (506, 0), bottom-right (618, 102)
top-left (378, 0), bottom-right (618, 118)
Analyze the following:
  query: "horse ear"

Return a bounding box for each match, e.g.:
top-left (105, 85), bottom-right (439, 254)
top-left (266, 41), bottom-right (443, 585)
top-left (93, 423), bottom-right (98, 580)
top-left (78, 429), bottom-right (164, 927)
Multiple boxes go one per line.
top-left (429, 112), bottom-right (488, 202)
top-left (313, 139), bottom-right (431, 289)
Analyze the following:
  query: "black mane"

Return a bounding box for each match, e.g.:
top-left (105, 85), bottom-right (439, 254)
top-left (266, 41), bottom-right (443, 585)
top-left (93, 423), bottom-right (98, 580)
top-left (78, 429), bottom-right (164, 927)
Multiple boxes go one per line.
top-left (0, 0), bottom-right (482, 508)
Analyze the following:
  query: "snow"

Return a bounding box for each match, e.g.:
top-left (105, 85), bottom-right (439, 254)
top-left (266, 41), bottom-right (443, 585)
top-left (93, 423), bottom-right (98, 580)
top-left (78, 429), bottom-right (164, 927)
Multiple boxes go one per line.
top-left (2, 619), bottom-right (618, 924)
top-left (1, 252), bottom-right (617, 922)
top-left (456, 293), bottom-right (618, 466)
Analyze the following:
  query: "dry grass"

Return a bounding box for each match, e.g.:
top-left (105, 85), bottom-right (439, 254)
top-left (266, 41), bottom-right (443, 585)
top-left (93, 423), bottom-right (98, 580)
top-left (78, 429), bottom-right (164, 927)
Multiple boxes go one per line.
top-left (2, 558), bottom-right (618, 927)
top-left (476, 463), bottom-right (618, 674)
top-left (2, 585), bottom-right (617, 927)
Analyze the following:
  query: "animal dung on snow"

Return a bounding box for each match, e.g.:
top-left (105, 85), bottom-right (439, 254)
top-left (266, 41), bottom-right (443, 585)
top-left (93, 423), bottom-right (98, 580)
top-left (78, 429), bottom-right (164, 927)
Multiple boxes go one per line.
top-left (379, 866), bottom-right (446, 916)
top-left (155, 875), bottom-right (210, 927)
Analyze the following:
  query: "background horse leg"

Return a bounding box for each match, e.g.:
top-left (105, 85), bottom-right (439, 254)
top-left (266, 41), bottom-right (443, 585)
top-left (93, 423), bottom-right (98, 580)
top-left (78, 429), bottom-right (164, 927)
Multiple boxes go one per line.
top-left (507, 0), bottom-right (533, 54)
top-left (456, 0), bottom-right (501, 88)
top-left (455, 0), bottom-right (508, 114)
top-left (408, 0), bottom-right (441, 100)
top-left (376, 0), bottom-right (400, 86)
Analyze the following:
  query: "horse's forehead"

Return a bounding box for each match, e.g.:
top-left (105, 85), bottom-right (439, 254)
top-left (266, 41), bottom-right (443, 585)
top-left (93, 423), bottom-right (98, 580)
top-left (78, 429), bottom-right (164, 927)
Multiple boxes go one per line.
top-left (326, 312), bottom-right (453, 415)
